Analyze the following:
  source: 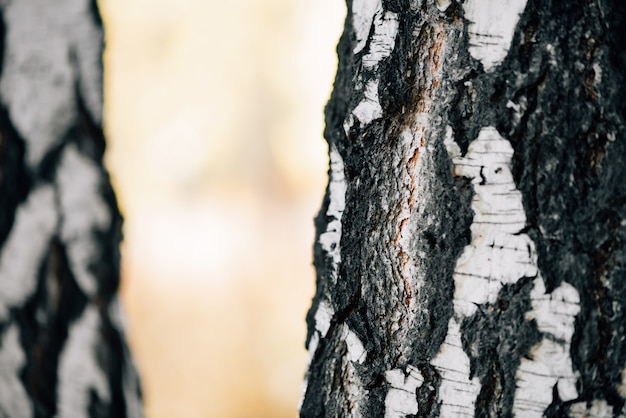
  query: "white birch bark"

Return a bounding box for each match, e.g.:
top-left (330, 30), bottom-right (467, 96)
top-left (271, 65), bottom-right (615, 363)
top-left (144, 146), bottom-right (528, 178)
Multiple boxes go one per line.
top-left (302, 0), bottom-right (626, 416)
top-left (0, 0), bottom-right (142, 416)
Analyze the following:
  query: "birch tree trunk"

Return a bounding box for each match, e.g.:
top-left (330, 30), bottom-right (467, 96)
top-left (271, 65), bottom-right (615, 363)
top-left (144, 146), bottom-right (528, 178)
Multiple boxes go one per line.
top-left (301, 0), bottom-right (626, 416)
top-left (0, 1), bottom-right (142, 416)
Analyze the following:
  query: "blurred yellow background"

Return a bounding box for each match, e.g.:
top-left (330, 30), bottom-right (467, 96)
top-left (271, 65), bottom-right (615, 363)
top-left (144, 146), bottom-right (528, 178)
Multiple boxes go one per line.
top-left (98, 0), bottom-right (345, 416)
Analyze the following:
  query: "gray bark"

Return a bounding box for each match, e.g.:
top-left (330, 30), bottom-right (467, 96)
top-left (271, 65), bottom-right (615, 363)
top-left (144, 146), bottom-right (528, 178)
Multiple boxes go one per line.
top-left (301, 0), bottom-right (626, 417)
top-left (0, 0), bottom-right (142, 417)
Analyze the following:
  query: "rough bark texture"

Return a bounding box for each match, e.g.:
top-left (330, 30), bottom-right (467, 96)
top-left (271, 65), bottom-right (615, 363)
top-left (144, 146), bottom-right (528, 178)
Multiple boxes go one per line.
top-left (0, 0), bottom-right (142, 417)
top-left (301, 0), bottom-right (626, 417)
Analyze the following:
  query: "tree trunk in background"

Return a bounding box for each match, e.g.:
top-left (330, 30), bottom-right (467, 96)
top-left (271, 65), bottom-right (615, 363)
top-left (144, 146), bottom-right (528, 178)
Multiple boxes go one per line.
top-left (0, 1), bottom-right (142, 417)
top-left (301, 0), bottom-right (626, 416)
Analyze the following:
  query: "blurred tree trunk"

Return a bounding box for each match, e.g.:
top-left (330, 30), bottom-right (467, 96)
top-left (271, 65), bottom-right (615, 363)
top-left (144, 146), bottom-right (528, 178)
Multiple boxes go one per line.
top-left (301, 0), bottom-right (626, 416)
top-left (0, 1), bottom-right (142, 417)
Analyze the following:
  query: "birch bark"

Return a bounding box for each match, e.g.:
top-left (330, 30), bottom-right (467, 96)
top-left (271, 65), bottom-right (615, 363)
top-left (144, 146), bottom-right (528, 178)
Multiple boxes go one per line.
top-left (0, 1), bottom-right (142, 416)
top-left (301, 1), bottom-right (626, 416)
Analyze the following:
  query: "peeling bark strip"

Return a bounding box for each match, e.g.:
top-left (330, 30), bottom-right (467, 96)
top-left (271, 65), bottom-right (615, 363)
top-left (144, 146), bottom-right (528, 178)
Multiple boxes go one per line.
top-left (0, 1), bottom-right (142, 417)
top-left (303, 0), bottom-right (626, 417)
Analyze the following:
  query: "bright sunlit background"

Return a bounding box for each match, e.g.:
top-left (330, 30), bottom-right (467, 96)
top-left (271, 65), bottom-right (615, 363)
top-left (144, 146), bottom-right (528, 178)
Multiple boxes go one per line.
top-left (98, 0), bottom-right (345, 416)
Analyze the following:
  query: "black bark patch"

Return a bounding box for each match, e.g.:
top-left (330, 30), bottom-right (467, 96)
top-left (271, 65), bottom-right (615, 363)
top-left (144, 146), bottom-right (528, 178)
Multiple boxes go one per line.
top-left (415, 363), bottom-right (441, 418)
top-left (499, 0), bottom-right (626, 410)
top-left (88, 0), bottom-right (104, 29)
top-left (463, 277), bottom-right (540, 416)
top-left (0, 105), bottom-right (31, 248)
top-left (97, 309), bottom-right (131, 418)
top-left (18, 239), bottom-right (88, 417)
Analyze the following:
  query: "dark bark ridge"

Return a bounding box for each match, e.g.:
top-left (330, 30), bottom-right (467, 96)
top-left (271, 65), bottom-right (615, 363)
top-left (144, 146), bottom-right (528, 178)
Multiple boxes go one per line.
top-left (302, 0), bottom-right (626, 417)
top-left (0, 1), bottom-right (142, 417)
